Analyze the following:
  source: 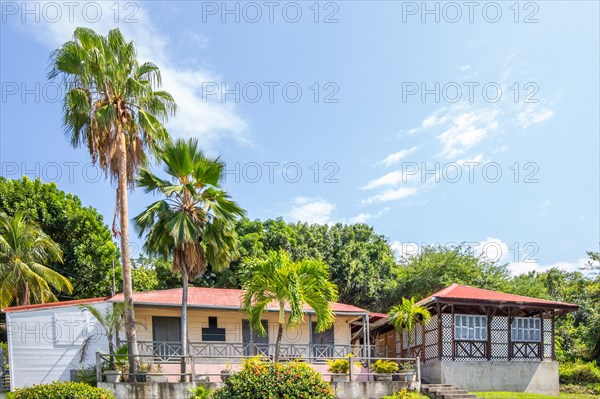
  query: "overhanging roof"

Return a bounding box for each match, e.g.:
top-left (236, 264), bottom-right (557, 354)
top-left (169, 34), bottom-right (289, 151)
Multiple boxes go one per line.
top-left (417, 284), bottom-right (579, 313)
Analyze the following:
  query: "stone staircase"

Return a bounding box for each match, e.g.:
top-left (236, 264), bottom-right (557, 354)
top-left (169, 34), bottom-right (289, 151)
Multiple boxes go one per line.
top-left (421, 384), bottom-right (482, 399)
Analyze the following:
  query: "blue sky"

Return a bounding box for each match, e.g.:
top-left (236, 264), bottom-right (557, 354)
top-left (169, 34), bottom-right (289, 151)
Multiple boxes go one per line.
top-left (1, 1), bottom-right (599, 274)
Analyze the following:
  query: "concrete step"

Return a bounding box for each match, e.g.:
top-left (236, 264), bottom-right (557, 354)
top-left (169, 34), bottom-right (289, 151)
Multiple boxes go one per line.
top-left (421, 384), bottom-right (481, 399)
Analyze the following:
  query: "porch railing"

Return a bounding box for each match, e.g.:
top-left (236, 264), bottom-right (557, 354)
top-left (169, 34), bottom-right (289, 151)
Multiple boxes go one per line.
top-left (96, 352), bottom-right (420, 384)
top-left (138, 341), bottom-right (362, 363)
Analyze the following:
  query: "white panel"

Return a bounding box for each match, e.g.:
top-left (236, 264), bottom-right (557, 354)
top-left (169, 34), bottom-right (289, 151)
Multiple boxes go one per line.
top-left (7, 302), bottom-right (110, 389)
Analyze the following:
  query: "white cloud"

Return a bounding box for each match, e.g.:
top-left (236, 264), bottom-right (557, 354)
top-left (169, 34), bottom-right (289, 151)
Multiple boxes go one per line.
top-left (474, 237), bottom-right (510, 263)
top-left (517, 107), bottom-right (554, 128)
top-left (436, 106), bottom-right (500, 159)
top-left (16, 1), bottom-right (247, 149)
top-left (361, 187), bottom-right (418, 204)
top-left (349, 207), bottom-right (390, 224)
top-left (377, 146), bottom-right (418, 167)
top-left (362, 170), bottom-right (414, 190)
top-left (289, 197), bottom-right (335, 224)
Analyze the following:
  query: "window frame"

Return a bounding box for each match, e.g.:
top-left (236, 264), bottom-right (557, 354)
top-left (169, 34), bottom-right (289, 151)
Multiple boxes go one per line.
top-left (511, 317), bottom-right (541, 342)
top-left (454, 314), bottom-right (488, 342)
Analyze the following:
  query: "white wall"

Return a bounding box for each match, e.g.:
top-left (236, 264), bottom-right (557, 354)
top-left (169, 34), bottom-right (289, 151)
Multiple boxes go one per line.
top-left (7, 302), bottom-right (110, 390)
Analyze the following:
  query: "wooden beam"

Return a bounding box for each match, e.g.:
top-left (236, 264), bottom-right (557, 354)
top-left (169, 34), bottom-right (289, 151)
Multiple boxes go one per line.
top-left (539, 311), bottom-right (544, 361)
top-left (551, 309), bottom-right (556, 361)
top-left (451, 305), bottom-right (455, 361)
top-left (437, 303), bottom-right (443, 360)
top-left (507, 307), bottom-right (512, 361)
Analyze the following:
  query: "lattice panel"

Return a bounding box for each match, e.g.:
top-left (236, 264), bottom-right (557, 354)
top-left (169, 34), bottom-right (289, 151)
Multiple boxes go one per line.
top-left (491, 343), bottom-right (509, 360)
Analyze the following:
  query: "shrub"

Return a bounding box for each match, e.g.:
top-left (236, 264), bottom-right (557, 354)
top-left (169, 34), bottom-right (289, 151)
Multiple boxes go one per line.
top-left (559, 362), bottom-right (600, 385)
top-left (372, 360), bottom-right (400, 374)
top-left (383, 389), bottom-right (428, 399)
top-left (189, 385), bottom-right (213, 399)
top-left (70, 365), bottom-right (97, 386)
top-left (326, 355), bottom-right (360, 374)
top-left (11, 381), bottom-right (115, 399)
top-left (213, 360), bottom-right (334, 399)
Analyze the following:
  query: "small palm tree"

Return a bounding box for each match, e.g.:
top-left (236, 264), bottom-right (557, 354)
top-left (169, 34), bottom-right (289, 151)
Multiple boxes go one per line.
top-left (0, 211), bottom-right (71, 307)
top-left (78, 303), bottom-right (124, 368)
top-left (49, 27), bottom-right (177, 376)
top-left (134, 138), bottom-right (245, 379)
top-left (388, 297), bottom-right (431, 357)
top-left (242, 250), bottom-right (338, 363)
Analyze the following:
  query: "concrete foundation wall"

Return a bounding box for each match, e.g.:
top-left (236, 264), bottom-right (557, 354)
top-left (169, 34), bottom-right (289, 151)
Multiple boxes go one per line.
top-left (421, 361), bottom-right (559, 395)
top-left (99, 381), bottom-right (419, 399)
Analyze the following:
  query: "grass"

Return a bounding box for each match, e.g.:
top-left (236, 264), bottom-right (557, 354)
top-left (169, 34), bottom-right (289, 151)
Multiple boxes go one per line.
top-left (474, 392), bottom-right (599, 399)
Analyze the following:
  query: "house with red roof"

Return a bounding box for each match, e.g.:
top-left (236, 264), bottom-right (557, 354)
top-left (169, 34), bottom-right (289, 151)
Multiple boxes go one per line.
top-left (387, 283), bottom-right (579, 395)
top-left (2, 287), bottom-right (378, 390)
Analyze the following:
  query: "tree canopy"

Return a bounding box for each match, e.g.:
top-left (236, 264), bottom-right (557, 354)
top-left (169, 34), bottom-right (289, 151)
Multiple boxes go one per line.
top-left (0, 177), bottom-right (118, 299)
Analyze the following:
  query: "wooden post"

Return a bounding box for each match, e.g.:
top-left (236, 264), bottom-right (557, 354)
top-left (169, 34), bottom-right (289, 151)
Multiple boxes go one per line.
top-left (365, 314), bottom-right (371, 382)
top-left (486, 307), bottom-right (493, 360)
top-left (96, 352), bottom-right (102, 383)
top-left (348, 355), bottom-right (354, 382)
top-left (539, 311), bottom-right (544, 361)
top-left (190, 355), bottom-right (196, 383)
top-left (507, 307), bottom-right (512, 361)
top-left (551, 310), bottom-right (556, 361)
top-left (308, 314), bottom-right (313, 362)
top-left (450, 305), bottom-right (455, 361)
top-left (436, 303), bottom-right (443, 360)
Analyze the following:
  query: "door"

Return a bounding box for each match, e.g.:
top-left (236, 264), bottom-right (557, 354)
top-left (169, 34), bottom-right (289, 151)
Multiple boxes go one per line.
top-left (242, 320), bottom-right (269, 356)
top-left (312, 322), bottom-right (334, 358)
top-left (152, 316), bottom-right (182, 360)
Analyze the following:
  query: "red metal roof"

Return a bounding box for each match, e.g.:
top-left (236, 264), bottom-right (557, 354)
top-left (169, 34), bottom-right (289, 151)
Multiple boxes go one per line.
top-left (3, 287), bottom-right (369, 314)
top-left (2, 297), bottom-right (109, 313)
top-left (417, 283), bottom-right (579, 310)
top-left (110, 287), bottom-right (368, 314)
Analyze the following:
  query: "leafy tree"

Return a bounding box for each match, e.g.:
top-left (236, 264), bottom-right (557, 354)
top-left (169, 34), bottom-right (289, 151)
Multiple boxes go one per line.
top-left (134, 138), bottom-right (244, 378)
top-left (388, 297), bottom-right (431, 356)
top-left (0, 177), bottom-right (118, 299)
top-left (0, 211), bottom-right (72, 307)
top-left (388, 244), bottom-right (511, 305)
top-left (241, 250), bottom-right (338, 362)
top-left (49, 27), bottom-right (177, 374)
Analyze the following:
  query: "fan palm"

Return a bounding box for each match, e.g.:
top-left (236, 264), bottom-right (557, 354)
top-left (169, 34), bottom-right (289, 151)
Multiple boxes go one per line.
top-left (49, 27), bottom-right (177, 374)
top-left (134, 138), bottom-right (245, 379)
top-left (0, 211), bottom-right (71, 307)
top-left (388, 297), bottom-right (431, 357)
top-left (242, 249), bottom-right (338, 362)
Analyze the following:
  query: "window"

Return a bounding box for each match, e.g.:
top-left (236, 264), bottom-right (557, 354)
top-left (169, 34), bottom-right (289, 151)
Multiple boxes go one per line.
top-left (454, 314), bottom-right (487, 341)
top-left (511, 317), bottom-right (541, 342)
top-left (202, 317), bottom-right (226, 342)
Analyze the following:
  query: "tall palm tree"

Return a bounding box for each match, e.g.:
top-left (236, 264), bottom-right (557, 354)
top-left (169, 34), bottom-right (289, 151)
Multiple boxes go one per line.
top-left (388, 297), bottom-right (431, 357)
top-left (49, 27), bottom-right (177, 375)
top-left (242, 250), bottom-right (338, 362)
top-left (0, 211), bottom-right (71, 307)
top-left (134, 138), bottom-right (245, 379)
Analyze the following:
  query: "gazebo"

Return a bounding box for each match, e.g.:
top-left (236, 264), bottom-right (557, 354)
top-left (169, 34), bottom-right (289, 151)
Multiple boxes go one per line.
top-left (400, 284), bottom-right (578, 395)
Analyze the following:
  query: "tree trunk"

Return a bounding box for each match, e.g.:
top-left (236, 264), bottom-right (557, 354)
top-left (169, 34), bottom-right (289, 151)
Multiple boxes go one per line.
top-left (274, 303), bottom-right (285, 363)
top-left (180, 271), bottom-right (189, 382)
top-left (16, 282), bottom-right (30, 306)
top-left (116, 125), bottom-right (139, 381)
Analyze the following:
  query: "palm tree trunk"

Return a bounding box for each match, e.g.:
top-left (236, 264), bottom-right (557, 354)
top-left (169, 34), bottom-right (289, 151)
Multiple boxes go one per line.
top-left (180, 271), bottom-right (189, 382)
top-left (274, 302), bottom-right (285, 363)
top-left (16, 282), bottom-right (30, 306)
top-left (116, 125), bottom-right (139, 381)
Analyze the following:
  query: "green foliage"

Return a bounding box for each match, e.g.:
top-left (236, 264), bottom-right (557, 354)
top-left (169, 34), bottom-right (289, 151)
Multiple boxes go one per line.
top-left (0, 177), bottom-right (118, 299)
top-left (559, 362), bottom-right (600, 386)
top-left (232, 219), bottom-right (397, 311)
top-left (0, 341), bottom-right (8, 371)
top-left (242, 250), bottom-right (337, 361)
top-left (326, 356), bottom-right (359, 374)
top-left (389, 244), bottom-right (511, 303)
top-left (11, 381), bottom-right (115, 399)
top-left (188, 385), bottom-right (213, 399)
top-left (213, 360), bottom-right (334, 399)
top-left (0, 210), bottom-right (71, 307)
top-left (70, 365), bottom-right (97, 386)
top-left (389, 297), bottom-right (431, 348)
top-left (371, 359), bottom-right (400, 374)
top-left (383, 389), bottom-right (428, 399)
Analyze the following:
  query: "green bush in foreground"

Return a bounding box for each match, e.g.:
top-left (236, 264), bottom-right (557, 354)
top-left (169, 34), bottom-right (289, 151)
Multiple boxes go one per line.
top-left (213, 358), bottom-right (334, 399)
top-left (10, 381), bottom-right (115, 399)
top-left (559, 362), bottom-right (600, 385)
top-left (383, 389), bottom-right (429, 399)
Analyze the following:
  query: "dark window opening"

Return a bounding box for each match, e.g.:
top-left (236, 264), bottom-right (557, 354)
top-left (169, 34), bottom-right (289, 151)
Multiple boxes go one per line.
top-left (203, 317), bottom-right (226, 341)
